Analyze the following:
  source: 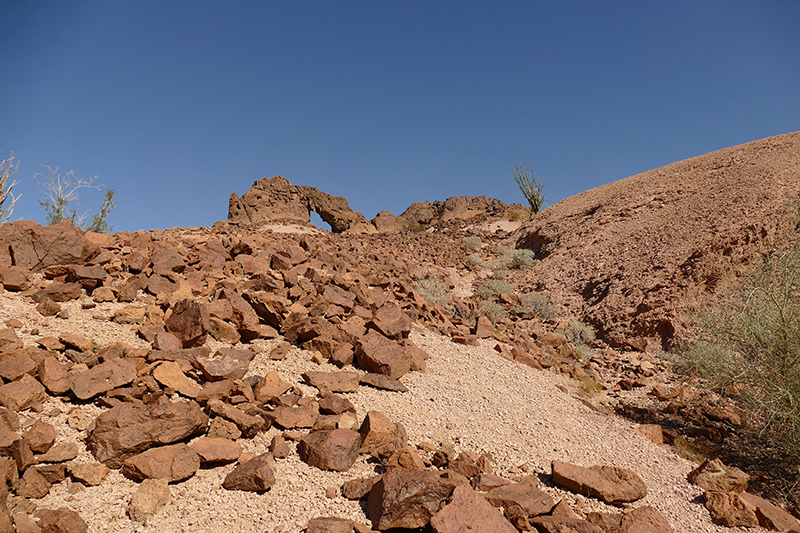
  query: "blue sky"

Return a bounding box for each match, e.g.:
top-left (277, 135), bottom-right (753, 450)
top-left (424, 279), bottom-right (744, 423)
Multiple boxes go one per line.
top-left (1, 1), bottom-right (798, 232)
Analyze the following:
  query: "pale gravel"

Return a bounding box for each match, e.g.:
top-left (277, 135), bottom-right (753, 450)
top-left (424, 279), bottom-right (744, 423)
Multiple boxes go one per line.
top-left (0, 291), bottom-right (768, 533)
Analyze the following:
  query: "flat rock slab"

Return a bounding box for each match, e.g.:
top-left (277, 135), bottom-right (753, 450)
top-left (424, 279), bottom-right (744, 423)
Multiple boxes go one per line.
top-left (704, 491), bottom-right (759, 528)
top-left (87, 399), bottom-right (208, 468)
top-left (551, 460), bottom-right (647, 505)
top-left (207, 399), bottom-right (266, 438)
top-left (269, 402), bottom-right (319, 429)
top-left (196, 348), bottom-right (255, 381)
top-left (302, 371), bottom-right (362, 393)
top-left (688, 458), bottom-right (749, 493)
top-left (153, 361), bottom-right (202, 398)
top-left (431, 484), bottom-right (517, 533)
top-left (0, 374), bottom-right (47, 411)
top-left (121, 443), bottom-right (200, 482)
top-left (70, 358), bottom-right (138, 400)
top-left (485, 480), bottom-right (556, 518)
top-left (190, 437), bottom-right (242, 464)
top-left (359, 373), bottom-right (409, 392)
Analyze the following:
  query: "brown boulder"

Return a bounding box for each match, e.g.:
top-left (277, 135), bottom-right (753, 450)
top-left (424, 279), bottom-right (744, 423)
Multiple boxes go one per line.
top-left (24, 419), bottom-right (56, 453)
top-left (37, 506), bottom-right (88, 533)
top-left (0, 374), bottom-right (47, 411)
top-left (586, 506), bottom-right (674, 533)
top-left (87, 398), bottom-right (208, 468)
top-left (0, 350), bottom-right (36, 382)
top-left (0, 266), bottom-right (31, 291)
top-left (740, 492), bottom-right (800, 532)
top-left (306, 517), bottom-right (356, 533)
top-left (65, 265), bottom-right (107, 293)
top-left (207, 400), bottom-right (266, 438)
top-left (32, 282), bottom-right (82, 303)
top-left (355, 330), bottom-right (412, 379)
top-left (127, 478), bottom-right (171, 522)
top-left (485, 480), bottom-right (556, 518)
top-left (70, 358), bottom-right (137, 400)
top-left (430, 484), bottom-right (517, 533)
top-left (152, 361), bottom-right (201, 398)
top-left (551, 460), bottom-right (647, 504)
top-left (704, 491), bottom-right (759, 528)
top-left (366, 467), bottom-right (458, 530)
top-left (38, 356), bottom-right (70, 395)
top-left (0, 220), bottom-right (98, 271)
top-left (67, 461), bottom-right (109, 486)
top-left (359, 411), bottom-right (406, 455)
top-left (269, 402), bottom-right (319, 429)
top-left (298, 428), bottom-right (362, 472)
top-left (303, 371), bottom-right (362, 394)
top-left (222, 453), bottom-right (276, 492)
top-left (196, 348), bottom-right (255, 381)
top-left (121, 443), bottom-right (200, 482)
top-left (688, 458), bottom-right (749, 493)
top-left (165, 299), bottom-right (210, 348)
top-left (368, 302), bottom-right (412, 340)
top-left (253, 371), bottom-right (292, 403)
top-left (190, 437), bottom-right (242, 464)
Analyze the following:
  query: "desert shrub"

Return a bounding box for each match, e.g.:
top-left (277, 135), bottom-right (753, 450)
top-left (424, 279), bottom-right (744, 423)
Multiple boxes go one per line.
top-left (513, 163), bottom-right (545, 217)
top-left (504, 249), bottom-right (539, 270)
top-left (492, 244), bottom-right (510, 255)
top-left (489, 268), bottom-right (509, 280)
top-left (463, 236), bottom-right (482, 250)
top-left (479, 301), bottom-right (508, 325)
top-left (414, 278), bottom-right (452, 306)
top-left (0, 152), bottom-right (20, 225)
top-left (36, 165), bottom-right (116, 232)
top-left (517, 292), bottom-right (561, 320)
top-left (407, 222), bottom-right (426, 233)
top-left (453, 304), bottom-right (477, 328)
top-left (567, 320), bottom-right (595, 345)
top-left (475, 279), bottom-right (513, 300)
top-left (466, 254), bottom-right (483, 267)
top-left (507, 210), bottom-right (521, 222)
top-left (678, 238), bottom-right (800, 459)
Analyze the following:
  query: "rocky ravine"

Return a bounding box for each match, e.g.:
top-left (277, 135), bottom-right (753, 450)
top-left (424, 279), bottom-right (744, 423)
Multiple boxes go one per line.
top-left (0, 216), bottom-right (796, 533)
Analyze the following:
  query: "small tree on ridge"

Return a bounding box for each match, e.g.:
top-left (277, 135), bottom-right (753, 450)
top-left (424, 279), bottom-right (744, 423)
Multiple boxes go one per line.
top-left (513, 163), bottom-right (545, 218)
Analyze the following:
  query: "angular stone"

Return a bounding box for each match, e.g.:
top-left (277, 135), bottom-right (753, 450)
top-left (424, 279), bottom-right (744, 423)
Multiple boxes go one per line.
top-left (298, 429), bottom-right (362, 472)
top-left (196, 379), bottom-right (234, 404)
top-left (431, 484), bottom-right (517, 533)
top-left (551, 460), bottom-right (647, 504)
top-left (92, 286), bottom-right (116, 303)
top-left (368, 302), bottom-right (412, 340)
top-left (359, 411), bottom-right (406, 455)
top-left (303, 371), bottom-right (362, 394)
top-left (68, 461), bottom-right (110, 486)
top-left (531, 516), bottom-right (603, 533)
top-left (165, 299), bottom-right (210, 348)
top-left (359, 373), bottom-right (409, 392)
top-left (688, 458), bottom-right (749, 493)
top-left (0, 220), bottom-right (99, 272)
top-left (740, 492), bottom-right (800, 532)
top-left (16, 467), bottom-right (51, 498)
top-left (634, 424), bottom-right (665, 445)
top-left (207, 417), bottom-right (241, 440)
top-left (121, 443), bottom-right (200, 482)
top-left (254, 371), bottom-right (292, 403)
top-left (208, 317), bottom-right (241, 344)
top-left (342, 475), bottom-right (383, 500)
top-left (38, 506), bottom-right (88, 533)
top-left (355, 330), bottom-right (412, 379)
top-left (70, 358), bottom-right (137, 400)
top-left (128, 478), bottom-right (171, 522)
top-left (12, 438), bottom-right (36, 471)
top-left (37, 441), bottom-right (80, 463)
top-left (366, 468), bottom-right (458, 530)
top-left (190, 437), bottom-right (242, 464)
top-left (207, 400), bottom-right (266, 438)
top-left (32, 282), bottom-right (82, 303)
top-left (485, 480), bottom-right (556, 518)
top-left (323, 284), bottom-right (356, 311)
top-left (306, 517), bottom-right (355, 533)
top-left (87, 399), bottom-right (208, 468)
top-left (0, 350), bottom-right (36, 382)
top-left (222, 453), bottom-right (276, 492)
top-left (196, 348), bottom-right (254, 381)
top-left (704, 491), bottom-right (759, 528)
top-left (36, 298), bottom-right (61, 317)
top-left (269, 402), bottom-right (319, 429)
top-left (319, 395), bottom-right (357, 415)
top-left (58, 333), bottom-right (93, 353)
top-left (0, 266), bottom-right (31, 291)
top-left (38, 356), bottom-right (70, 396)
top-left (153, 361), bottom-right (201, 398)
top-left (113, 306), bottom-right (146, 324)
top-left (152, 331), bottom-right (182, 351)
top-left (0, 374), bottom-right (47, 411)
top-left (24, 419), bottom-right (56, 454)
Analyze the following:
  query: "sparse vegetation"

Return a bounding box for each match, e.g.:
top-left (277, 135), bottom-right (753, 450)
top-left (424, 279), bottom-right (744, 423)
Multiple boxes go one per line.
top-left (507, 210), bottom-right (521, 222)
top-left (567, 320), bottom-right (595, 345)
top-left (466, 254), bottom-right (483, 267)
top-left (463, 236), bottom-right (482, 250)
top-left (503, 249), bottom-right (539, 270)
top-left (677, 229), bottom-right (800, 460)
top-left (414, 277), bottom-right (453, 306)
top-left (479, 301), bottom-right (508, 325)
top-left (513, 163), bottom-right (545, 217)
top-left (475, 279), bottom-right (513, 300)
top-left (36, 165), bottom-right (116, 232)
top-left (407, 222), bottom-right (426, 233)
top-left (0, 151), bottom-right (20, 225)
top-left (517, 292), bottom-right (562, 320)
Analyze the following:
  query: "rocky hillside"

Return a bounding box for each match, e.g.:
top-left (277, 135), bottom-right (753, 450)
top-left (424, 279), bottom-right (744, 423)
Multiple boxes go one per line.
top-left (511, 131), bottom-right (800, 349)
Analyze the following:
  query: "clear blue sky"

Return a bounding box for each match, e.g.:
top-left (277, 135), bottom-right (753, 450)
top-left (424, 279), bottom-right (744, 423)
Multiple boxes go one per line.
top-left (1, 1), bottom-right (798, 232)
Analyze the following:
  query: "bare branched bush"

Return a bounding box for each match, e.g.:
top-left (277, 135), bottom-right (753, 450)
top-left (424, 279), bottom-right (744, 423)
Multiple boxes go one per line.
top-left (0, 152), bottom-right (21, 225)
top-left (513, 163), bottom-right (545, 217)
top-left (35, 165), bottom-right (116, 232)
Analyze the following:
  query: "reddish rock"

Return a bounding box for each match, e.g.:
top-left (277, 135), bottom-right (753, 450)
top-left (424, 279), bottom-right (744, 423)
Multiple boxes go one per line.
top-left (343, 475), bottom-right (383, 500)
top-left (355, 330), bottom-right (412, 379)
top-left (222, 453), bottom-right (276, 492)
top-left (586, 506), bottom-right (673, 532)
top-left (0, 374), bottom-right (47, 411)
top-left (270, 435), bottom-right (290, 458)
top-left (319, 395), bottom-right (357, 415)
top-left (0, 220), bottom-right (99, 272)
top-left (254, 371), bottom-right (292, 403)
top-left (485, 480), bottom-right (556, 518)
top-left (152, 331), bottom-right (182, 351)
top-left (12, 438), bottom-right (36, 471)
top-left (551, 460), bottom-right (647, 504)
top-left (330, 342), bottom-right (355, 368)
top-left (634, 424), bottom-right (665, 445)
top-left (531, 516), bottom-right (603, 532)
top-left (87, 399), bottom-right (209, 468)
top-left (68, 461), bottom-right (109, 486)
top-left (704, 491), bottom-right (759, 528)
top-left (207, 400), bottom-right (266, 438)
top-left (688, 458), bottom-right (749, 493)
top-left (121, 443), bottom-right (200, 482)
top-left (24, 420), bottom-right (56, 453)
top-left (32, 282), bottom-right (82, 303)
top-left (359, 411), bottom-right (406, 455)
top-left (38, 356), bottom-right (70, 395)
top-left (359, 373), bottom-right (409, 392)
top-left (113, 305), bottom-right (146, 324)
top-left (37, 506), bottom-right (88, 533)
top-left (128, 478), bottom-right (171, 522)
top-left (431, 484), bottom-right (517, 533)
top-left (269, 402), bottom-right (320, 429)
top-left (298, 429), bottom-right (362, 472)
top-left (306, 517), bottom-right (356, 533)
top-left (208, 317), bottom-right (241, 344)
top-left (70, 358), bottom-right (137, 400)
top-left (0, 350), bottom-right (36, 382)
top-left (368, 302), bottom-right (412, 340)
top-left (366, 467), bottom-right (458, 530)
top-left (16, 467), bottom-right (51, 498)
top-left (196, 379), bottom-right (234, 404)
top-left (207, 417), bottom-right (241, 440)
top-left (740, 492), bottom-right (800, 532)
top-left (323, 284), bottom-right (356, 311)
top-left (165, 299), bottom-right (210, 348)
top-left (65, 265), bottom-right (107, 292)
top-left (190, 437), bottom-right (242, 464)
top-left (0, 266), bottom-right (31, 291)
top-left (36, 298), bottom-right (61, 317)
top-left (303, 371), bottom-right (362, 394)
top-left (474, 315), bottom-right (494, 338)
top-left (152, 361), bottom-right (201, 398)
top-left (383, 447), bottom-right (427, 470)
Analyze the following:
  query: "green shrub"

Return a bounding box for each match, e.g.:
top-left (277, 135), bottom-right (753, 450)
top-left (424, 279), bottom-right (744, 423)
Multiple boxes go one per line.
top-left (507, 211), bottom-right (521, 222)
top-left (408, 222), bottom-right (426, 233)
top-left (504, 249), bottom-right (539, 270)
top-left (567, 320), bottom-right (595, 345)
top-left (475, 279), bottom-right (513, 300)
top-left (679, 238), bottom-right (800, 459)
top-left (466, 254), bottom-right (483, 267)
top-left (414, 278), bottom-right (452, 306)
top-left (36, 165), bottom-right (116, 232)
top-left (463, 236), bottom-right (483, 250)
top-left (479, 301), bottom-right (508, 325)
top-left (517, 292), bottom-right (561, 320)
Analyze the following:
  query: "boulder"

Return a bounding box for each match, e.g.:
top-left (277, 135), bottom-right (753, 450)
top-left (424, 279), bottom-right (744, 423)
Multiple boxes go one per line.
top-left (704, 491), bottom-right (759, 528)
top-left (298, 429), bottom-right (362, 472)
top-left (24, 420), bottom-right (56, 453)
top-left (152, 361), bottom-right (201, 398)
top-left (191, 437), bottom-right (242, 464)
top-left (196, 348), bottom-right (255, 381)
top-left (688, 458), bottom-right (749, 493)
top-left (485, 480), bottom-right (556, 518)
top-left (0, 220), bottom-right (99, 271)
top-left (366, 468), bottom-right (458, 530)
top-left (207, 400), bottom-right (266, 438)
top-left (0, 374), bottom-right (47, 411)
top-left (0, 266), bottom-right (31, 291)
top-left (32, 282), bottom-right (82, 303)
top-left (0, 350), bottom-right (36, 382)
top-left (430, 484), bottom-right (517, 533)
top-left (67, 461), bottom-right (109, 486)
top-left (359, 411), bottom-right (407, 455)
top-left (254, 371), bottom-right (293, 403)
top-left (38, 356), bottom-right (71, 395)
top-left (269, 402), bottom-right (320, 429)
top-left (121, 443), bottom-right (200, 482)
top-left (305, 517), bottom-right (357, 533)
top-left (165, 299), bottom-right (210, 348)
top-left (37, 506), bottom-right (88, 533)
top-left (128, 478), bottom-right (171, 522)
top-left (87, 399), bottom-right (208, 468)
top-left (740, 492), bottom-right (800, 532)
top-left (70, 358), bottom-right (137, 400)
top-left (586, 506), bottom-right (674, 533)
top-left (222, 453), bottom-right (276, 492)
top-left (368, 302), bottom-right (412, 340)
top-left (303, 371), bottom-right (362, 394)
top-left (355, 330), bottom-right (412, 379)
top-left (551, 460), bottom-right (647, 504)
